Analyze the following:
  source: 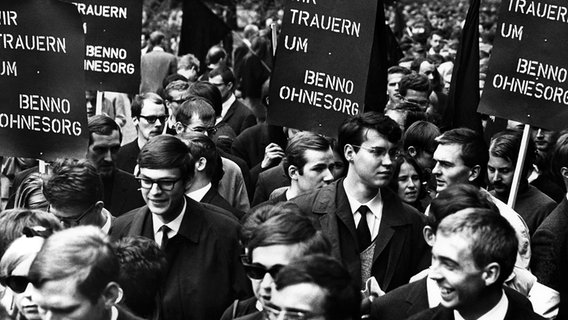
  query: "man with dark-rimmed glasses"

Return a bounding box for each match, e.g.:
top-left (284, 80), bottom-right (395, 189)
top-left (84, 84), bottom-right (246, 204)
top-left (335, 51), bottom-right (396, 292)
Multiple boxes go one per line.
top-left (43, 159), bottom-right (113, 232)
top-left (111, 135), bottom-right (251, 320)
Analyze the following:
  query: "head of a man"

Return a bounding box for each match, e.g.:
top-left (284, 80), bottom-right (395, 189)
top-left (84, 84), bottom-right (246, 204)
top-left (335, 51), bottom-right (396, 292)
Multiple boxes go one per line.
top-left (28, 226), bottom-right (120, 320)
top-left (131, 93), bottom-right (167, 145)
top-left (187, 81), bottom-right (224, 119)
top-left (386, 66), bottom-right (412, 105)
top-left (114, 236), bottom-right (168, 319)
top-left (205, 45), bottom-right (227, 70)
top-left (410, 58), bottom-right (437, 83)
top-left (429, 208), bottom-right (518, 319)
top-left (384, 101), bottom-right (425, 131)
top-left (87, 115), bottom-right (122, 178)
top-left (173, 97), bottom-right (217, 137)
top-left (241, 203), bottom-right (331, 305)
top-left (208, 65), bottom-right (235, 102)
top-left (268, 254), bottom-right (360, 320)
top-left (339, 112), bottom-right (402, 190)
top-left (179, 133), bottom-right (222, 190)
top-left (136, 135), bottom-right (193, 223)
top-left (282, 132), bottom-right (335, 196)
top-left (403, 120), bottom-right (441, 170)
top-left (531, 127), bottom-right (559, 168)
top-left (551, 132), bottom-right (568, 189)
top-left (429, 30), bottom-right (446, 53)
top-left (164, 80), bottom-right (190, 123)
top-left (488, 129), bottom-right (535, 200)
top-left (398, 73), bottom-right (432, 111)
top-left (43, 159), bottom-right (105, 229)
top-left (432, 128), bottom-right (488, 192)
top-left (177, 54), bottom-right (200, 82)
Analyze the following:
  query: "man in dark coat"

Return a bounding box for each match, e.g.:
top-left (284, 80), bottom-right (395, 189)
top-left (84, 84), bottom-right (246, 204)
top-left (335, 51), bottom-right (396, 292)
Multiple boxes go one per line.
top-left (110, 135), bottom-right (251, 320)
top-left (87, 115), bottom-right (144, 216)
top-left (291, 113), bottom-right (429, 293)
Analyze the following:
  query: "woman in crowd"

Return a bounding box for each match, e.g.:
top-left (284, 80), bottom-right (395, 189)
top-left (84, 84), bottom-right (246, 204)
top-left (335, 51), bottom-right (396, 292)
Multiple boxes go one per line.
top-left (390, 154), bottom-right (427, 212)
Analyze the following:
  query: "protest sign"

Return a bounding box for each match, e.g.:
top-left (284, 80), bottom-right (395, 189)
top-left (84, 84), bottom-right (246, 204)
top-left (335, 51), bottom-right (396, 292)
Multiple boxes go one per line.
top-left (0, 0), bottom-right (88, 161)
top-left (60, 0), bottom-right (142, 94)
top-left (478, 0), bottom-right (568, 131)
top-left (267, 0), bottom-right (378, 137)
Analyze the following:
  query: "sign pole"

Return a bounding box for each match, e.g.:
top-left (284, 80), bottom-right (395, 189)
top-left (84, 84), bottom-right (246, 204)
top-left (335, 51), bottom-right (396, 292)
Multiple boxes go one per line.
top-left (507, 124), bottom-right (531, 208)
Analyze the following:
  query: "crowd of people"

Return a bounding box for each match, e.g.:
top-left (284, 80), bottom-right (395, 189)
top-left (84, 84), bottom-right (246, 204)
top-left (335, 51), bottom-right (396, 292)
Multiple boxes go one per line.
top-left (0, 0), bottom-right (566, 319)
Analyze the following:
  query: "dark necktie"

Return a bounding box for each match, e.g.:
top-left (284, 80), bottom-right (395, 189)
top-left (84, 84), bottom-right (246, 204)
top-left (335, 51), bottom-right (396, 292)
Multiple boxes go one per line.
top-left (160, 225), bottom-right (170, 250)
top-left (356, 205), bottom-right (371, 252)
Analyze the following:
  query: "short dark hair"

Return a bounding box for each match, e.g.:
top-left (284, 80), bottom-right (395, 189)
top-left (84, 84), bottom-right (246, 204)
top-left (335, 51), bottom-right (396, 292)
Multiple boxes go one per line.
top-left (338, 112), bottom-right (401, 163)
top-left (398, 73), bottom-right (432, 97)
top-left (114, 236), bottom-right (168, 318)
top-left (15, 173), bottom-right (49, 210)
top-left (43, 159), bottom-right (103, 210)
top-left (29, 226), bottom-right (119, 303)
top-left (173, 96), bottom-right (216, 126)
top-left (436, 128), bottom-right (488, 187)
top-left (551, 132), bottom-right (568, 184)
top-left (242, 203), bottom-right (331, 259)
top-left (403, 120), bottom-right (441, 155)
top-left (437, 208), bottom-right (518, 285)
top-left (131, 92), bottom-right (165, 118)
top-left (490, 129), bottom-right (535, 180)
top-left (387, 66), bottom-right (412, 76)
top-left (164, 80), bottom-right (190, 99)
top-left (88, 115), bottom-right (122, 144)
top-left (0, 208), bottom-right (61, 258)
top-left (208, 65), bottom-right (235, 85)
top-left (274, 254), bottom-right (360, 320)
top-left (205, 46), bottom-right (227, 67)
top-left (187, 81), bottom-right (223, 117)
top-left (137, 135), bottom-right (193, 180)
top-left (429, 184), bottom-right (498, 231)
top-left (180, 133), bottom-right (223, 185)
top-left (283, 132), bottom-right (331, 178)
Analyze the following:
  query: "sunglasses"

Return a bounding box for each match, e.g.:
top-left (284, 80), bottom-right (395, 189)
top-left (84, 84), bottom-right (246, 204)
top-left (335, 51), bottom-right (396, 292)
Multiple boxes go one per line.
top-left (139, 115), bottom-right (167, 124)
top-left (0, 275), bottom-right (30, 294)
top-left (242, 262), bottom-right (284, 280)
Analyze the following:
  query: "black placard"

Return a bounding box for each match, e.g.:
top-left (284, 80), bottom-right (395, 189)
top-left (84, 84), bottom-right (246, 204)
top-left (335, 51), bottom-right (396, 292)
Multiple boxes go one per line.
top-left (479, 0), bottom-right (568, 131)
top-left (60, 0), bottom-right (142, 94)
top-left (268, 0), bottom-right (378, 137)
top-left (0, 0), bottom-right (88, 160)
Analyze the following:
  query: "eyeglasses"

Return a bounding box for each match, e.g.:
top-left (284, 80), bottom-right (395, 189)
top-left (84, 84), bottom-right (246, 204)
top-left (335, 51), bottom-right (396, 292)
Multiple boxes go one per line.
top-left (242, 262), bottom-right (284, 280)
top-left (176, 122), bottom-right (217, 136)
top-left (136, 176), bottom-right (183, 191)
top-left (0, 276), bottom-right (31, 294)
top-left (139, 115), bottom-right (167, 124)
top-left (262, 300), bottom-right (324, 320)
top-left (351, 145), bottom-right (401, 159)
top-left (49, 204), bottom-right (95, 228)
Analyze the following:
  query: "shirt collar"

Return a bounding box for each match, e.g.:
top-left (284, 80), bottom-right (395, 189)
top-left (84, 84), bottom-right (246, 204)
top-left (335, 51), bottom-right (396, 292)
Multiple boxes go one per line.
top-left (454, 289), bottom-right (508, 320)
top-left (187, 183), bottom-right (212, 202)
top-left (345, 188), bottom-right (382, 219)
top-left (152, 197), bottom-right (187, 238)
top-left (221, 94), bottom-right (236, 119)
top-left (110, 306), bottom-right (118, 320)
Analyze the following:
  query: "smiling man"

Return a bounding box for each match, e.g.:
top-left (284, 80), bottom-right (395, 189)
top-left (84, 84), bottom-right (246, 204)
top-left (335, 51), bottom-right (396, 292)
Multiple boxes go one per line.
top-left (407, 208), bottom-right (543, 320)
top-left (292, 112), bottom-right (428, 292)
top-left (110, 135), bottom-right (251, 320)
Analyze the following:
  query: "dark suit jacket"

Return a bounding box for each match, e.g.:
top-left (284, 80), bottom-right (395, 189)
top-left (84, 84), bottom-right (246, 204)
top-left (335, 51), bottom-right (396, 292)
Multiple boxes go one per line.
top-left (223, 98), bottom-right (256, 136)
top-left (252, 165), bottom-right (289, 206)
top-left (104, 169), bottom-right (145, 217)
top-left (531, 197), bottom-right (568, 318)
top-left (110, 197), bottom-right (252, 320)
top-left (405, 287), bottom-right (543, 320)
top-left (116, 140), bottom-right (140, 175)
top-left (290, 179), bottom-right (429, 292)
top-left (371, 277), bottom-right (429, 320)
top-left (201, 186), bottom-right (245, 219)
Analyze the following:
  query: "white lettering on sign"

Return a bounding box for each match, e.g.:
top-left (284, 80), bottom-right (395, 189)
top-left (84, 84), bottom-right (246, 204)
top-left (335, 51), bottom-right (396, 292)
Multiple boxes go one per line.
top-left (516, 58), bottom-right (567, 84)
top-left (0, 61), bottom-right (17, 76)
top-left (19, 94), bottom-right (71, 114)
top-left (72, 3), bottom-right (127, 19)
top-left (0, 34), bottom-right (66, 53)
top-left (508, 0), bottom-right (568, 23)
top-left (289, 9), bottom-right (361, 37)
top-left (0, 11), bottom-right (17, 25)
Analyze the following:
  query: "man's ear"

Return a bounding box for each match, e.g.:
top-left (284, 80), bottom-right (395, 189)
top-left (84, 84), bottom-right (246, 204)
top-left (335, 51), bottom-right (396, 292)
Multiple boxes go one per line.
top-left (561, 167), bottom-right (568, 180)
top-left (481, 262), bottom-right (501, 287)
top-left (94, 201), bottom-right (105, 215)
top-left (227, 81), bottom-right (234, 91)
top-left (174, 122), bottom-right (185, 135)
top-left (195, 157), bottom-right (207, 173)
top-left (101, 282), bottom-right (122, 308)
top-left (344, 144), bottom-right (355, 163)
top-left (132, 117), bottom-right (139, 128)
top-left (468, 164), bottom-right (481, 182)
top-left (423, 226), bottom-right (436, 247)
top-left (288, 165), bottom-right (299, 181)
top-left (407, 146), bottom-right (418, 158)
